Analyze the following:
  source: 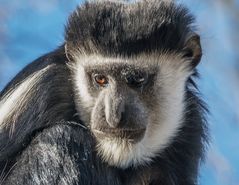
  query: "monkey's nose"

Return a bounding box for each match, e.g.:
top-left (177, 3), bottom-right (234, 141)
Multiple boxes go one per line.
top-left (104, 91), bottom-right (125, 128)
top-left (106, 111), bottom-right (124, 128)
top-left (105, 102), bottom-right (125, 128)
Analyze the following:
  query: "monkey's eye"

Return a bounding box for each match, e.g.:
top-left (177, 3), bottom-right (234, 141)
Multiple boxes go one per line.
top-left (94, 74), bottom-right (109, 87)
top-left (126, 72), bottom-right (147, 87)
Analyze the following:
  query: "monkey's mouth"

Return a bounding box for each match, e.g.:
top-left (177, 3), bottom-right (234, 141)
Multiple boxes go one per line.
top-left (92, 128), bottom-right (146, 142)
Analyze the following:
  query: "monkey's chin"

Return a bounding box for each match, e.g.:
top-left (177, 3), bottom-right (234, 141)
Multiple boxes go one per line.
top-left (93, 129), bottom-right (154, 169)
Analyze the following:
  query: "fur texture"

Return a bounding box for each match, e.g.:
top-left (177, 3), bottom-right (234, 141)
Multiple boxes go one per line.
top-left (0, 1), bottom-right (207, 185)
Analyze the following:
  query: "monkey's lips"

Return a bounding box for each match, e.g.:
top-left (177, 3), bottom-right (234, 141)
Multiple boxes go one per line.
top-left (92, 128), bottom-right (146, 142)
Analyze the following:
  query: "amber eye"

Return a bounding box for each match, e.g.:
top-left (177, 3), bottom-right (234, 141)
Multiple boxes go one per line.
top-left (94, 74), bottom-right (108, 86)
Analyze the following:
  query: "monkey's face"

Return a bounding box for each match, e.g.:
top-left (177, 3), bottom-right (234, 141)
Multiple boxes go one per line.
top-left (71, 53), bottom-right (193, 168)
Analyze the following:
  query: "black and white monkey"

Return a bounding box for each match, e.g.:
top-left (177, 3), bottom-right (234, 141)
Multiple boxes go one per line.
top-left (0, 0), bottom-right (208, 184)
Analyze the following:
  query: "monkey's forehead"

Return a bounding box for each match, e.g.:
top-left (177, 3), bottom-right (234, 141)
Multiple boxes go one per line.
top-left (65, 0), bottom-right (195, 56)
top-left (76, 55), bottom-right (156, 72)
top-left (70, 53), bottom-right (188, 73)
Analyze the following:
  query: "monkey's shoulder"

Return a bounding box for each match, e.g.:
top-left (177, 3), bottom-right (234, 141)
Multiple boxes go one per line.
top-left (4, 123), bottom-right (122, 185)
top-left (0, 46), bottom-right (67, 98)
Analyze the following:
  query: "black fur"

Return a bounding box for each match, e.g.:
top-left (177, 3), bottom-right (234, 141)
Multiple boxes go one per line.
top-left (0, 1), bottom-right (207, 185)
top-left (66, 0), bottom-right (195, 56)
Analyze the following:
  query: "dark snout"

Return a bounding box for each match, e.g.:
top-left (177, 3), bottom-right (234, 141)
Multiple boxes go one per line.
top-left (91, 87), bottom-right (148, 142)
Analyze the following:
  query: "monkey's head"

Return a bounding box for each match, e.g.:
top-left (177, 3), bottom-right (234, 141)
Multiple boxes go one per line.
top-left (65, 1), bottom-right (202, 168)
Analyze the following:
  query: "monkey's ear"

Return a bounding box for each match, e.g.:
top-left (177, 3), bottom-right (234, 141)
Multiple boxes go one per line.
top-left (183, 34), bottom-right (202, 68)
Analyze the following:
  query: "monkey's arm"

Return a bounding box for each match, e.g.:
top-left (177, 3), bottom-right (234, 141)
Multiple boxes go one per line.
top-left (0, 46), bottom-right (76, 162)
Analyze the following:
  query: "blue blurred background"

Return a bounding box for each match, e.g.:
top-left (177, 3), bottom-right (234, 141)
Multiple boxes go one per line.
top-left (0, 0), bottom-right (239, 184)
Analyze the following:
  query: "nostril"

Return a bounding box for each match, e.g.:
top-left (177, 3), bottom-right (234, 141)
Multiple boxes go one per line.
top-left (120, 111), bottom-right (125, 122)
top-left (117, 112), bottom-right (125, 127)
